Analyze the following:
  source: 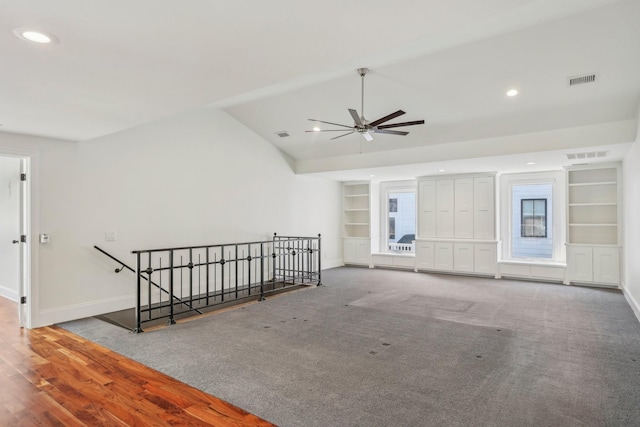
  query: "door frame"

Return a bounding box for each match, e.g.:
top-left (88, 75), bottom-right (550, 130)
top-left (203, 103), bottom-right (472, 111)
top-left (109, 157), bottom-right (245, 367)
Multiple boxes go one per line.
top-left (0, 146), bottom-right (38, 329)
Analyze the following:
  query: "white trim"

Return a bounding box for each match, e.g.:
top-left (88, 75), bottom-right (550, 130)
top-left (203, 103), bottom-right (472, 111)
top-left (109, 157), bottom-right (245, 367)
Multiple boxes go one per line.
top-left (499, 170), bottom-right (566, 264)
top-left (0, 145), bottom-right (38, 329)
top-left (38, 295), bottom-right (135, 326)
top-left (379, 180), bottom-right (417, 254)
top-left (622, 286), bottom-right (640, 324)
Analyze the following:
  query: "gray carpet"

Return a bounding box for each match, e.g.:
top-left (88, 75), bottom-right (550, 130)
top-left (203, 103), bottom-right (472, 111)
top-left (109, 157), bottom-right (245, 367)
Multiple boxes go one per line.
top-left (60, 267), bottom-right (640, 427)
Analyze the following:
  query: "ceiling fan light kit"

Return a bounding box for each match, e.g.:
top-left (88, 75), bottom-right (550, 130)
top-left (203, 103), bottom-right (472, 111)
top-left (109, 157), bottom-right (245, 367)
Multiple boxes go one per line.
top-left (307, 67), bottom-right (425, 141)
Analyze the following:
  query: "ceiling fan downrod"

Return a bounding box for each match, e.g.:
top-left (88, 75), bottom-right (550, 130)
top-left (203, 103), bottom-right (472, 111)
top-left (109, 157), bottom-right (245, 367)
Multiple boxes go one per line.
top-left (357, 68), bottom-right (368, 123)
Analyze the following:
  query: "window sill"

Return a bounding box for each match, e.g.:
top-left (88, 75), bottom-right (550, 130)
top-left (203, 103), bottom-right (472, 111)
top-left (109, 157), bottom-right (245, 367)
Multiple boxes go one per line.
top-left (499, 260), bottom-right (566, 268)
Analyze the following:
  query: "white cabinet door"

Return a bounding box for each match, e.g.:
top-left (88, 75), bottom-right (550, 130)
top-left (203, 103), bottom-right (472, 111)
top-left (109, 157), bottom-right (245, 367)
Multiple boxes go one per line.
top-left (567, 246), bottom-right (593, 282)
top-left (474, 243), bottom-right (497, 275)
top-left (344, 239), bottom-right (370, 265)
top-left (436, 180), bottom-right (454, 238)
top-left (415, 241), bottom-right (434, 270)
top-left (474, 176), bottom-right (495, 239)
top-left (453, 243), bottom-right (474, 272)
top-left (454, 178), bottom-right (474, 238)
top-left (434, 243), bottom-right (453, 271)
top-left (418, 180), bottom-right (436, 238)
top-left (593, 247), bottom-right (619, 284)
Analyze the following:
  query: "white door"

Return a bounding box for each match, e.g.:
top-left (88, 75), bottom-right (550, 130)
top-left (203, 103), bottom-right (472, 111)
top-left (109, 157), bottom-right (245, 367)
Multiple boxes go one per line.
top-left (18, 159), bottom-right (28, 327)
top-left (454, 178), bottom-right (473, 238)
top-left (474, 176), bottom-right (495, 239)
top-left (415, 240), bottom-right (434, 270)
top-left (436, 180), bottom-right (454, 238)
top-left (418, 180), bottom-right (436, 238)
top-left (434, 243), bottom-right (453, 271)
top-left (0, 155), bottom-right (29, 327)
top-left (567, 246), bottom-right (593, 282)
top-left (593, 247), bottom-right (619, 285)
top-left (453, 243), bottom-right (474, 272)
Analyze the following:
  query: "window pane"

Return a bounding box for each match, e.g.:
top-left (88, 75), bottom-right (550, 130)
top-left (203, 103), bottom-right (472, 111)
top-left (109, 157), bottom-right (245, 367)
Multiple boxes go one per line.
top-left (389, 217), bottom-right (395, 240)
top-left (387, 191), bottom-right (415, 253)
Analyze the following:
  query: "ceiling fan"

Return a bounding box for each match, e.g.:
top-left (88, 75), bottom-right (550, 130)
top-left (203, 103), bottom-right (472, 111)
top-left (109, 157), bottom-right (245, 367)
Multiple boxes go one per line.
top-left (307, 67), bottom-right (425, 141)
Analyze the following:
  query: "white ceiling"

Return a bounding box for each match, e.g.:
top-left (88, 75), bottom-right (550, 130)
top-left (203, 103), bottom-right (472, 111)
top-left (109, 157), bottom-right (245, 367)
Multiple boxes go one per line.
top-left (1, 0), bottom-right (639, 180)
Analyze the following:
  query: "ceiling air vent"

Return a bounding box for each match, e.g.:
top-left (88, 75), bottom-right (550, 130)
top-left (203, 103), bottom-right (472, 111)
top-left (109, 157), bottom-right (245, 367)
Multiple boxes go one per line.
top-left (568, 73), bottom-right (597, 87)
top-left (275, 131), bottom-right (290, 138)
top-left (566, 151), bottom-right (608, 160)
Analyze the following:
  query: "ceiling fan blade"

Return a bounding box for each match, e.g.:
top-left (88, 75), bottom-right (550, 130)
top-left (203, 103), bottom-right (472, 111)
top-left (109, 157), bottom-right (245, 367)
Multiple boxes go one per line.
top-left (377, 120), bottom-right (425, 129)
top-left (348, 109), bottom-right (364, 127)
top-left (368, 110), bottom-right (406, 127)
top-left (305, 129), bottom-right (359, 132)
top-left (375, 129), bottom-right (409, 136)
top-left (331, 131), bottom-right (355, 140)
top-left (361, 132), bottom-right (373, 142)
top-left (308, 118), bottom-right (354, 129)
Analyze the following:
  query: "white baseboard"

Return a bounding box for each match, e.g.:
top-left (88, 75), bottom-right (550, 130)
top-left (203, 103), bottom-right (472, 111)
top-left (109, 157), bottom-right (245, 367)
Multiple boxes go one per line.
top-left (0, 285), bottom-right (18, 302)
top-left (622, 286), bottom-right (640, 323)
top-left (37, 294), bottom-right (135, 327)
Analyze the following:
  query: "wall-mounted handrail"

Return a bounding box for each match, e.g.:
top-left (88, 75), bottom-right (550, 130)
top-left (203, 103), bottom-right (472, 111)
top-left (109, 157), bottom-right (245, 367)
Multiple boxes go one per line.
top-left (94, 245), bottom-right (203, 315)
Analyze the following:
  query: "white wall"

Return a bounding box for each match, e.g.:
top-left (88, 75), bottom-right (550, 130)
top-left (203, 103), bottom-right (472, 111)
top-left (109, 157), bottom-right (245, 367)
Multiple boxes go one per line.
top-left (0, 156), bottom-right (21, 300)
top-left (0, 108), bottom-right (342, 327)
top-left (622, 106), bottom-right (640, 321)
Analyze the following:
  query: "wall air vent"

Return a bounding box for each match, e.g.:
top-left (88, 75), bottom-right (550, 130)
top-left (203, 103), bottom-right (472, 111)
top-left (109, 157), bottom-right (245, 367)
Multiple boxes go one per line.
top-left (568, 73), bottom-right (597, 86)
top-left (275, 131), bottom-right (290, 138)
top-left (566, 151), bottom-right (608, 160)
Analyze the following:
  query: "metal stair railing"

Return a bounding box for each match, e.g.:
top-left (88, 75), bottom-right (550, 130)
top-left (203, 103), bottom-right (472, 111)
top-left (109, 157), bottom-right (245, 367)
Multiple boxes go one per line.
top-left (95, 234), bottom-right (321, 333)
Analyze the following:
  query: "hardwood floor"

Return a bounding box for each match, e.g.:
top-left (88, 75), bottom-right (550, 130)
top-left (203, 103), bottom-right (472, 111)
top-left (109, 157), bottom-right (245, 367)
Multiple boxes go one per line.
top-left (0, 297), bottom-right (274, 426)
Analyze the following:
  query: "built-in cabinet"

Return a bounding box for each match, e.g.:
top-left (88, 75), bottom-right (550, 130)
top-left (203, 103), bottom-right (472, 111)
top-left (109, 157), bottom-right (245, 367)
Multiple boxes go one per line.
top-left (416, 173), bottom-right (498, 277)
top-left (565, 164), bottom-right (621, 286)
top-left (343, 182), bottom-right (372, 266)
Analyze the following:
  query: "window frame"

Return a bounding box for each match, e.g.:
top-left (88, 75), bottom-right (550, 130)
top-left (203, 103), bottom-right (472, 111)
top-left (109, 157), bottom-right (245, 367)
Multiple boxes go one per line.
top-left (520, 198), bottom-right (547, 238)
top-left (379, 180), bottom-right (417, 254)
top-left (499, 171), bottom-right (565, 263)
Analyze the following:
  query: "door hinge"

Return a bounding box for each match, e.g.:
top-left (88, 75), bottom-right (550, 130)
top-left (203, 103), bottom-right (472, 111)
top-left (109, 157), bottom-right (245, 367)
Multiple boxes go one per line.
top-left (20, 296), bottom-right (27, 304)
top-left (20, 173), bottom-right (26, 181)
top-left (20, 235), bottom-right (27, 243)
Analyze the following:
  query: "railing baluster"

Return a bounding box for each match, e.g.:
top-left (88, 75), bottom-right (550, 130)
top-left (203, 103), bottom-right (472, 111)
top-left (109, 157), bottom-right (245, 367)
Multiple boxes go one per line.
top-left (169, 250), bottom-right (176, 325)
top-left (206, 247), bottom-right (210, 306)
top-left (135, 252), bottom-right (143, 333)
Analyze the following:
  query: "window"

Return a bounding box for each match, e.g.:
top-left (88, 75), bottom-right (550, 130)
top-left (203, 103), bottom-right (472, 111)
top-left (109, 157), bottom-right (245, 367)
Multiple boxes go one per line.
top-left (499, 171), bottom-right (565, 263)
top-left (380, 181), bottom-right (416, 253)
top-left (521, 199), bottom-right (547, 238)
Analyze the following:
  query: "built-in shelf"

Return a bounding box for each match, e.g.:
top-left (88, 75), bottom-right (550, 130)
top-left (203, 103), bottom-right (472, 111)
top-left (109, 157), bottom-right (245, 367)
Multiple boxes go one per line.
top-left (566, 164), bottom-right (620, 247)
top-left (343, 182), bottom-right (371, 239)
top-left (569, 223), bottom-right (617, 227)
top-left (569, 202), bottom-right (616, 207)
top-left (568, 181), bottom-right (616, 187)
top-left (565, 164), bottom-right (621, 286)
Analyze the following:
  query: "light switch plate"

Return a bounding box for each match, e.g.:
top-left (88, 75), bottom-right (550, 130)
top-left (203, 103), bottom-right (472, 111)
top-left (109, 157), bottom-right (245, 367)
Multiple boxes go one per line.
top-left (105, 231), bottom-right (117, 241)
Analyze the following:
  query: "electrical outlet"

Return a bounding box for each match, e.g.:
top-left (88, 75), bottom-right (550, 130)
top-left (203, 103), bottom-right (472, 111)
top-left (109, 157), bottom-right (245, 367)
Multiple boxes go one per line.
top-left (105, 231), bottom-right (117, 241)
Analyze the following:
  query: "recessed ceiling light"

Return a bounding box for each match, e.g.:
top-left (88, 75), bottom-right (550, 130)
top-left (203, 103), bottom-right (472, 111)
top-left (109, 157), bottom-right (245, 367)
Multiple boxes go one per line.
top-left (438, 169), bottom-right (446, 172)
top-left (369, 174), bottom-right (375, 178)
top-left (13, 28), bottom-right (59, 44)
top-left (526, 162), bottom-right (536, 165)
top-left (313, 127), bottom-right (321, 132)
top-left (506, 89), bottom-right (518, 97)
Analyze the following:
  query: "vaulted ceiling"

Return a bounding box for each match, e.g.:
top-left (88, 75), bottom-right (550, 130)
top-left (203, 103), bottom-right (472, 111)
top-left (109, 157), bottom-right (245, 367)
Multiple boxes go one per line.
top-left (1, 0), bottom-right (639, 179)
